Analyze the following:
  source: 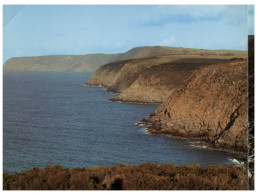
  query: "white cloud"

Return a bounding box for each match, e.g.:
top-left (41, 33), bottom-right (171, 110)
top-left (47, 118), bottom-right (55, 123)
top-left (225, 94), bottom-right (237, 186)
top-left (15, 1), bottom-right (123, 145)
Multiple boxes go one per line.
top-left (157, 35), bottom-right (177, 46)
top-left (141, 5), bottom-right (247, 26)
top-left (155, 5), bottom-right (225, 19)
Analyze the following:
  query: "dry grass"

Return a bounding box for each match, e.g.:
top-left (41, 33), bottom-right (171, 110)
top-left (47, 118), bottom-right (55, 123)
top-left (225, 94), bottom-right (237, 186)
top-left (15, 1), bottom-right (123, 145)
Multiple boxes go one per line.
top-left (3, 163), bottom-right (249, 190)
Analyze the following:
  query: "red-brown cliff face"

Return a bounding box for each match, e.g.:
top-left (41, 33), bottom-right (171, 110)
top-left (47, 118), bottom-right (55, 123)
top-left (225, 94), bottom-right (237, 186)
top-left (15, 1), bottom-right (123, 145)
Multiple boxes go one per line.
top-left (86, 55), bottom-right (238, 103)
top-left (86, 47), bottom-right (248, 152)
top-left (110, 57), bottom-right (228, 103)
top-left (144, 59), bottom-right (248, 152)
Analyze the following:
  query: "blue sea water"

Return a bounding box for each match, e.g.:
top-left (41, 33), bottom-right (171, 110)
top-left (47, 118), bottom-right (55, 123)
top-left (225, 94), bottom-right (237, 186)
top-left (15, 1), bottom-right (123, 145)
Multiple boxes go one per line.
top-left (3, 72), bottom-right (240, 173)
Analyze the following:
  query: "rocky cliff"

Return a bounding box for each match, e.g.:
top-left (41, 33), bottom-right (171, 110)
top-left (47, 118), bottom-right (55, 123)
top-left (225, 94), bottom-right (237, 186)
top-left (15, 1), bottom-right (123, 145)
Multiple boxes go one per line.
top-left (86, 54), bottom-right (246, 103)
top-left (143, 59), bottom-right (248, 152)
top-left (109, 57), bottom-right (230, 103)
top-left (86, 46), bottom-right (248, 152)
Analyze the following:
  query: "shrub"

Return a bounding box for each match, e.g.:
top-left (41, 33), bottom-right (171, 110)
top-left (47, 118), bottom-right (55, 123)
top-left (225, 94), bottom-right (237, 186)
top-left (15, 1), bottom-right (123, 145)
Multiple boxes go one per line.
top-left (3, 163), bottom-right (249, 190)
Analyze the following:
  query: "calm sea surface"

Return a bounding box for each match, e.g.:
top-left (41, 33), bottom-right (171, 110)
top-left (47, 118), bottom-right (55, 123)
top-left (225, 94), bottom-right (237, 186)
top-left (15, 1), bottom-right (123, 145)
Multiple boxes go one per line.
top-left (3, 72), bottom-right (240, 173)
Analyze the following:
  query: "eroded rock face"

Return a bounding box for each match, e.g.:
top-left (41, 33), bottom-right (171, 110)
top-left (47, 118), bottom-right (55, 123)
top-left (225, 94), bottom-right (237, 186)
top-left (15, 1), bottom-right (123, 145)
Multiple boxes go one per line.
top-left (86, 56), bottom-right (232, 103)
top-left (145, 59), bottom-right (248, 152)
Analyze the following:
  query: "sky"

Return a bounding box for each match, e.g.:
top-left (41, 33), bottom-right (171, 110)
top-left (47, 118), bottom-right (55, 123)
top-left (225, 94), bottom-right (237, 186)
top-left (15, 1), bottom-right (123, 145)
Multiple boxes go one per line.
top-left (3, 5), bottom-right (254, 63)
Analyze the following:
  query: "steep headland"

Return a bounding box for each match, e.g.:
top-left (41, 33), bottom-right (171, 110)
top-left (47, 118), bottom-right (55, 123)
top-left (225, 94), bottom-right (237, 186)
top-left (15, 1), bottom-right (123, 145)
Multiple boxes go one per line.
top-left (143, 59), bottom-right (248, 153)
top-left (86, 47), bottom-right (248, 153)
top-left (86, 48), bottom-right (246, 103)
top-left (108, 57), bottom-right (230, 103)
top-left (3, 46), bottom-right (246, 72)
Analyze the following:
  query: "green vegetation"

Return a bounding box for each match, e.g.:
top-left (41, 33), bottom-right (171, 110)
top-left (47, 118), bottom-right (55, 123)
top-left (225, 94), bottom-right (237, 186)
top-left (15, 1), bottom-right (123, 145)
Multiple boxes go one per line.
top-left (3, 163), bottom-right (248, 190)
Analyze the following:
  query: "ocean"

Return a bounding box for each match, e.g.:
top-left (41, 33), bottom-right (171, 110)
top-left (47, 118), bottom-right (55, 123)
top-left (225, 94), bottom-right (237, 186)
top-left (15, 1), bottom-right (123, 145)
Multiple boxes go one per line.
top-left (3, 72), bottom-right (240, 173)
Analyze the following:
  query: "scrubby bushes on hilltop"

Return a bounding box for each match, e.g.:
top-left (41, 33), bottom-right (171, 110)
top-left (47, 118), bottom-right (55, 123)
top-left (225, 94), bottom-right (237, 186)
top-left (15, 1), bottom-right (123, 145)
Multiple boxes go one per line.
top-left (3, 163), bottom-right (248, 190)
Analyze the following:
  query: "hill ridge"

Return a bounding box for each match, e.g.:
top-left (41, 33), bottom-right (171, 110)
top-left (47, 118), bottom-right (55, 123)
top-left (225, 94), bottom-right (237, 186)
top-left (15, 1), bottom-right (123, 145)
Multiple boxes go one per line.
top-left (3, 46), bottom-right (247, 72)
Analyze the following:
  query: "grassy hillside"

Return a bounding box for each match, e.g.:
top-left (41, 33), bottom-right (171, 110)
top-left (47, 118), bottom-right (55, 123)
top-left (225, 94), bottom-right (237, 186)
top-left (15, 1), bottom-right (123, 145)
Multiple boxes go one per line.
top-left (3, 46), bottom-right (247, 72)
top-left (3, 54), bottom-right (120, 72)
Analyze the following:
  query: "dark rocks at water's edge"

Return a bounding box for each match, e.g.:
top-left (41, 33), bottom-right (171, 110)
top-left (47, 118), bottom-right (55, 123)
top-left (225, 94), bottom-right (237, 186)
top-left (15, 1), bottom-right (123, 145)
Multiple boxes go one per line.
top-left (3, 163), bottom-right (249, 190)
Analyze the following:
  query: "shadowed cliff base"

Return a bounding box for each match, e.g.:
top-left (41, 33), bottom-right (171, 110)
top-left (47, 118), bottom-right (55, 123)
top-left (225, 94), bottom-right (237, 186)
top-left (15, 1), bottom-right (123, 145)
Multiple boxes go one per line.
top-left (3, 163), bottom-right (249, 190)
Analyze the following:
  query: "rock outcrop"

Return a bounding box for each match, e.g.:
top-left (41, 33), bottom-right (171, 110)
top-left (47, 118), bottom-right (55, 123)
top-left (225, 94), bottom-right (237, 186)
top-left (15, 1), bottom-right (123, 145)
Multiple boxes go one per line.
top-left (86, 54), bottom-right (246, 103)
top-left (143, 59), bottom-right (248, 152)
top-left (86, 46), bottom-right (248, 152)
top-left (109, 57), bottom-right (230, 103)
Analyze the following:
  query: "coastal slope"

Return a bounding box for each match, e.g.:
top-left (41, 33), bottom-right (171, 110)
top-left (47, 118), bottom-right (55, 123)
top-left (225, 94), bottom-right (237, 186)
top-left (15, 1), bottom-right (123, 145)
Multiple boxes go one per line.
top-left (143, 59), bottom-right (248, 152)
top-left (86, 49), bottom-right (246, 103)
top-left (3, 54), bottom-right (120, 72)
top-left (86, 47), bottom-right (248, 152)
top-left (3, 46), bottom-right (246, 72)
top-left (109, 57), bottom-right (229, 103)
top-left (86, 56), bottom-right (225, 103)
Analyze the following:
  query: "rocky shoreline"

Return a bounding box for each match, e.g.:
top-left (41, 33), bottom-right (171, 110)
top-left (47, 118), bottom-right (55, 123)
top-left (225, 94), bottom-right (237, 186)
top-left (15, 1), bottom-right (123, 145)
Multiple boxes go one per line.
top-left (136, 119), bottom-right (247, 156)
top-left (85, 47), bottom-right (248, 154)
top-left (85, 41), bottom-right (254, 188)
top-left (87, 80), bottom-right (247, 157)
top-left (145, 59), bottom-right (247, 153)
top-left (108, 97), bottom-right (162, 104)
